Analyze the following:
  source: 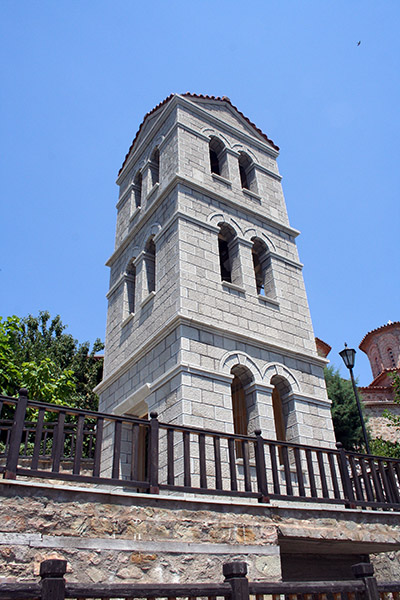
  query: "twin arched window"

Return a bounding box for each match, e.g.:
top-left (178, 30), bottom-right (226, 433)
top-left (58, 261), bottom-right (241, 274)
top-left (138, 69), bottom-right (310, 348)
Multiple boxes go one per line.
top-left (208, 139), bottom-right (257, 192)
top-left (217, 227), bottom-right (274, 297)
top-left (230, 366), bottom-right (289, 459)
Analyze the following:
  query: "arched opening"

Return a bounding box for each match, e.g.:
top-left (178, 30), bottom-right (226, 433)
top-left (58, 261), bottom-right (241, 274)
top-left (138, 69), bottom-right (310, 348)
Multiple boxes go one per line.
top-left (144, 237), bottom-right (156, 294)
top-left (126, 260), bottom-right (136, 316)
top-left (231, 365), bottom-right (253, 457)
top-left (209, 137), bottom-right (228, 178)
top-left (270, 375), bottom-right (291, 464)
top-left (218, 223), bottom-right (242, 286)
top-left (238, 152), bottom-right (257, 192)
top-left (133, 171), bottom-right (142, 208)
top-left (251, 237), bottom-right (275, 297)
top-left (150, 148), bottom-right (160, 187)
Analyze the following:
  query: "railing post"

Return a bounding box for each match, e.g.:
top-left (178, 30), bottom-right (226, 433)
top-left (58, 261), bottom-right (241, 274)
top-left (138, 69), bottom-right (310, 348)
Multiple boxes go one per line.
top-left (223, 561), bottom-right (250, 600)
top-left (336, 442), bottom-right (356, 508)
top-left (254, 430), bottom-right (269, 503)
top-left (352, 562), bottom-right (379, 600)
top-left (40, 559), bottom-right (67, 600)
top-left (149, 411), bottom-right (159, 494)
top-left (4, 388), bottom-right (29, 480)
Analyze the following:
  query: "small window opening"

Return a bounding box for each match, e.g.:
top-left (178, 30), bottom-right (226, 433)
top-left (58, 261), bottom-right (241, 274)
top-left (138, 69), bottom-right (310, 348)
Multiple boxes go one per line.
top-left (209, 137), bottom-right (228, 178)
top-left (150, 148), bottom-right (160, 187)
top-left (218, 223), bottom-right (241, 286)
top-left (210, 149), bottom-right (220, 175)
top-left (251, 237), bottom-right (275, 298)
top-left (218, 236), bottom-right (231, 282)
top-left (144, 238), bottom-right (156, 294)
top-left (126, 261), bottom-right (136, 314)
top-left (238, 152), bottom-right (256, 192)
top-left (134, 172), bottom-right (142, 208)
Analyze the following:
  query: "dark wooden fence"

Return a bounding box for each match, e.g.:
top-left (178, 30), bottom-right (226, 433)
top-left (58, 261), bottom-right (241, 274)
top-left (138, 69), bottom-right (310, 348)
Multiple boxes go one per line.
top-left (0, 559), bottom-right (398, 600)
top-left (1, 390), bottom-right (400, 510)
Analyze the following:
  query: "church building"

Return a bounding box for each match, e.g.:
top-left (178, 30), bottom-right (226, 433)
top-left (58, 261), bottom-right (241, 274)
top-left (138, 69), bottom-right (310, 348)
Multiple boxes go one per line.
top-left (96, 93), bottom-right (335, 459)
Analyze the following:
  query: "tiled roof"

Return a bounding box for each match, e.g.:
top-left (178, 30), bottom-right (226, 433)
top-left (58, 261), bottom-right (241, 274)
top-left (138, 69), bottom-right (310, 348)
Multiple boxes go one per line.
top-left (315, 336), bottom-right (332, 357)
top-left (359, 321), bottom-right (400, 351)
top-left (118, 93), bottom-right (279, 176)
top-left (359, 368), bottom-right (397, 390)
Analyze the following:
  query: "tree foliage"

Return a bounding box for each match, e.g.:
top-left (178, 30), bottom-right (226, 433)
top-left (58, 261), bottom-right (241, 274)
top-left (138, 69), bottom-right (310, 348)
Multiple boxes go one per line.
top-left (0, 311), bottom-right (103, 410)
top-left (324, 365), bottom-right (364, 451)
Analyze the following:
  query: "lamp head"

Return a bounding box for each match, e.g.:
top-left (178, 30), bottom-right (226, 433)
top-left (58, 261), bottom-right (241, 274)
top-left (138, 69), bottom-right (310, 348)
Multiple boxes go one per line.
top-left (339, 343), bottom-right (356, 370)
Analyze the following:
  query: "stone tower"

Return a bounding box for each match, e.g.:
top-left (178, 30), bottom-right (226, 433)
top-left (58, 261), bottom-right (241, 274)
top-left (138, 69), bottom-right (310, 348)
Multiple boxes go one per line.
top-left (96, 94), bottom-right (335, 451)
top-left (359, 321), bottom-right (400, 441)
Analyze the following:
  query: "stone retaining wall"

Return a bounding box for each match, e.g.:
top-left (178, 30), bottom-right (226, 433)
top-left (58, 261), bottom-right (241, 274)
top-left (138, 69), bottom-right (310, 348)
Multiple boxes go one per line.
top-left (0, 479), bottom-right (400, 583)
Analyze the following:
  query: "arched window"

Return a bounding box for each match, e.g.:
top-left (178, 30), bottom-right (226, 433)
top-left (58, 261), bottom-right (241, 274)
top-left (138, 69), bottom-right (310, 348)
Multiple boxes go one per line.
top-left (388, 348), bottom-right (396, 368)
top-left (150, 148), bottom-right (160, 187)
top-left (231, 366), bottom-right (253, 457)
top-left (238, 152), bottom-right (257, 192)
top-left (133, 171), bottom-right (142, 208)
top-left (144, 237), bottom-right (156, 294)
top-left (126, 260), bottom-right (136, 315)
top-left (209, 137), bottom-right (228, 178)
top-left (251, 237), bottom-right (275, 297)
top-left (218, 223), bottom-right (242, 286)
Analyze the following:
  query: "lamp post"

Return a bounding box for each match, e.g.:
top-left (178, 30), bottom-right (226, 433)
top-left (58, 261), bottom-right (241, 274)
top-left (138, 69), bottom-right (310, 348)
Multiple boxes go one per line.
top-left (339, 343), bottom-right (371, 454)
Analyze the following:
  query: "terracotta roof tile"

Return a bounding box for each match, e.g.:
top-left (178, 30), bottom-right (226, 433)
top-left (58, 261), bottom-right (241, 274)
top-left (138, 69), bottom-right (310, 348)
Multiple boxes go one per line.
top-left (118, 93), bottom-right (279, 176)
top-left (359, 321), bottom-right (400, 352)
top-left (359, 368), bottom-right (398, 390)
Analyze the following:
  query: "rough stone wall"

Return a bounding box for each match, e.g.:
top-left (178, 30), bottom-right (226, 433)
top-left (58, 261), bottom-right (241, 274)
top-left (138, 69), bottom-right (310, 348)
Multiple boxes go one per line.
top-left (364, 401), bottom-right (400, 442)
top-left (1, 480), bottom-right (400, 583)
top-left (371, 551), bottom-right (400, 580)
top-left (0, 482), bottom-right (280, 584)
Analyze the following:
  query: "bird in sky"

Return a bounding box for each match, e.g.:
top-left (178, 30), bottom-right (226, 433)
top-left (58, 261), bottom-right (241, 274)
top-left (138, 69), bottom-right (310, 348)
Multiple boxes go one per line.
top-left (357, 41), bottom-right (361, 46)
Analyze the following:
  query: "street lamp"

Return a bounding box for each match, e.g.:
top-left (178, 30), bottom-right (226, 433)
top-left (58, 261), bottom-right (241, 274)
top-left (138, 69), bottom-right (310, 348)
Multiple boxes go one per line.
top-left (339, 343), bottom-right (371, 454)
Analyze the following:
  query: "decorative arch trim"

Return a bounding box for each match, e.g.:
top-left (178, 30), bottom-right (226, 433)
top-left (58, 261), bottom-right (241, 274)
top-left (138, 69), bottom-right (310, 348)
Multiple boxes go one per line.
top-left (244, 228), bottom-right (276, 252)
top-left (202, 128), bottom-right (231, 148)
top-left (220, 351), bottom-right (262, 382)
top-left (208, 212), bottom-right (244, 236)
top-left (263, 363), bottom-right (300, 393)
top-left (231, 144), bottom-right (257, 163)
top-left (144, 222), bottom-right (162, 246)
top-left (124, 247), bottom-right (140, 273)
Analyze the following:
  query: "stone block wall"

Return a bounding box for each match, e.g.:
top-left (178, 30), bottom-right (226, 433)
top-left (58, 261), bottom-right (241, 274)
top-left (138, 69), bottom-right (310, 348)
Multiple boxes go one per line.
top-left (1, 480), bottom-right (400, 583)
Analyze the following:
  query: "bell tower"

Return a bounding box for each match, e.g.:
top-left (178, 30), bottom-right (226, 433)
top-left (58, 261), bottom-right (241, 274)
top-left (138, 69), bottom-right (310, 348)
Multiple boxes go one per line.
top-left (96, 94), bottom-right (335, 451)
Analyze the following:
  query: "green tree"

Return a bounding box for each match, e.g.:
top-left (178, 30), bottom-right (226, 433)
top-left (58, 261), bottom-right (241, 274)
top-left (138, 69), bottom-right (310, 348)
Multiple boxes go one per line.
top-left (0, 316), bottom-right (24, 396)
top-left (0, 311), bottom-right (103, 410)
top-left (324, 365), bottom-right (364, 451)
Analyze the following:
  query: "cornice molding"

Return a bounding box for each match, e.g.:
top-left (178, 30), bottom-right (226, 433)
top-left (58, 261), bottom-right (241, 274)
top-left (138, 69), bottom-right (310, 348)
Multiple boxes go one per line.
top-left (96, 314), bottom-right (327, 395)
top-left (106, 173), bottom-right (300, 268)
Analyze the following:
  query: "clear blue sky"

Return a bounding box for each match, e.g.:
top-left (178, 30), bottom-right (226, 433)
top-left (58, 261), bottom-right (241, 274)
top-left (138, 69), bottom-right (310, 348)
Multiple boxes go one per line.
top-left (1, 1), bottom-right (399, 386)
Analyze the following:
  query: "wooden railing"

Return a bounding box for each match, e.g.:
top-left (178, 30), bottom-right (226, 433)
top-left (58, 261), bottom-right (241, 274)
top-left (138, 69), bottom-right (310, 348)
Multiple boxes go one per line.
top-left (1, 390), bottom-right (400, 510)
top-left (0, 559), bottom-right (398, 600)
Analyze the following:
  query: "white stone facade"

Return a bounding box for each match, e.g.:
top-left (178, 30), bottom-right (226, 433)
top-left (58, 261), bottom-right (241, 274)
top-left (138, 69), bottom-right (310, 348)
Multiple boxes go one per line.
top-left (96, 94), bottom-right (336, 464)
